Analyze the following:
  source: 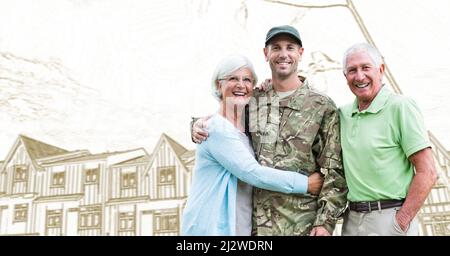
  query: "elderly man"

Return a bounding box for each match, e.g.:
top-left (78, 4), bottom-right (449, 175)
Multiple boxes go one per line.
top-left (339, 43), bottom-right (437, 236)
top-left (192, 25), bottom-right (348, 236)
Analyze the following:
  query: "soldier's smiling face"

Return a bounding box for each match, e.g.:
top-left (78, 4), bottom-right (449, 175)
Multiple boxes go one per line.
top-left (264, 35), bottom-right (304, 79)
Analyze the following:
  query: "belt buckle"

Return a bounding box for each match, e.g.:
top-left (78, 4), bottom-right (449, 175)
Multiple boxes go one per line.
top-left (366, 201), bottom-right (382, 213)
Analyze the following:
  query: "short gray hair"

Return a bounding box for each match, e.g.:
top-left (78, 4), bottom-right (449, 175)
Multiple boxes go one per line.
top-left (211, 55), bottom-right (258, 101)
top-left (342, 43), bottom-right (383, 74)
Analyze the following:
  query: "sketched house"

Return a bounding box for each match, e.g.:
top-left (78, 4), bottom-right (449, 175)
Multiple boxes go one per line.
top-left (418, 133), bottom-right (450, 235)
top-left (0, 133), bottom-right (194, 236)
top-left (107, 133), bottom-right (194, 236)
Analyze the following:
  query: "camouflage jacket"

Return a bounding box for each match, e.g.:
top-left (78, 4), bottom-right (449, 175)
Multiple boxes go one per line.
top-left (248, 77), bottom-right (348, 235)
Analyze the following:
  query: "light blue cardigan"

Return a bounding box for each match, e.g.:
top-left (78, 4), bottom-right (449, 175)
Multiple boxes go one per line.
top-left (181, 114), bottom-right (308, 236)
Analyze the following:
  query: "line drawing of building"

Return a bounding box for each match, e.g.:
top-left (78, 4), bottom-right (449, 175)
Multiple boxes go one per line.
top-left (0, 133), bottom-right (194, 236)
top-left (1, 132), bottom-right (449, 236)
top-left (418, 133), bottom-right (450, 235)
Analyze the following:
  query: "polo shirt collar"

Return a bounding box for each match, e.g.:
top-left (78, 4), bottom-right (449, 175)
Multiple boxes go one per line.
top-left (351, 85), bottom-right (391, 116)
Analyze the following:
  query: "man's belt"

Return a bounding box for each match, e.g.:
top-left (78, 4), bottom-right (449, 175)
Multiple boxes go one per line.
top-left (349, 199), bottom-right (405, 213)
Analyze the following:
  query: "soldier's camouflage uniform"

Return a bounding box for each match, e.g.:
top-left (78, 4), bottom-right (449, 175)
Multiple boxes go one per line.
top-left (248, 77), bottom-right (348, 235)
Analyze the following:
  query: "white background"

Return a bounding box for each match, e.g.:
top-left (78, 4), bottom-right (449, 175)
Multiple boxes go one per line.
top-left (0, 0), bottom-right (449, 156)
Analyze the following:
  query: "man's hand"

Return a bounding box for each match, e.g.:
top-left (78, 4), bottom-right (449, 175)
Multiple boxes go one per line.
top-left (255, 78), bottom-right (272, 92)
top-left (395, 212), bottom-right (409, 232)
top-left (307, 172), bottom-right (324, 195)
top-left (394, 148), bottom-right (437, 232)
top-left (192, 116), bottom-right (211, 144)
top-left (310, 226), bottom-right (331, 236)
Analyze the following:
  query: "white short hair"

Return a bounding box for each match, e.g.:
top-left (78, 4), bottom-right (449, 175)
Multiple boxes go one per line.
top-left (211, 55), bottom-right (258, 101)
top-left (342, 43), bottom-right (383, 74)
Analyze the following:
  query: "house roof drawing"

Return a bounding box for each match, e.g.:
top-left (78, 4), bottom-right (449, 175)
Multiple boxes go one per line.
top-left (145, 133), bottom-right (194, 177)
top-left (1, 135), bottom-right (151, 171)
top-left (19, 135), bottom-right (69, 160)
top-left (1, 135), bottom-right (74, 172)
top-left (112, 155), bottom-right (151, 167)
top-left (41, 148), bottom-right (147, 165)
top-left (163, 133), bottom-right (188, 156)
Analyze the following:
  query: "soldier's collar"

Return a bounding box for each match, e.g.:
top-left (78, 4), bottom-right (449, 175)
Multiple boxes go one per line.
top-left (278, 77), bottom-right (309, 110)
top-left (267, 75), bottom-right (307, 95)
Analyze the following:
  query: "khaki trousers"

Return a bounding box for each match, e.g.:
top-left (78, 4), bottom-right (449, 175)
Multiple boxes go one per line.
top-left (342, 207), bottom-right (419, 236)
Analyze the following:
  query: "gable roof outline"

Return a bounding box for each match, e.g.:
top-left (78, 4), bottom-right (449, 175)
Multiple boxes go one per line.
top-left (1, 134), bottom-right (70, 173)
top-left (144, 133), bottom-right (191, 176)
top-left (19, 135), bottom-right (69, 160)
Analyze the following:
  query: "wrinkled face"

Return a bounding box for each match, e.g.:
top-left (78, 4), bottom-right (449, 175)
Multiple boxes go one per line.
top-left (264, 34), bottom-right (304, 79)
top-left (344, 51), bottom-right (385, 104)
top-left (218, 67), bottom-right (254, 106)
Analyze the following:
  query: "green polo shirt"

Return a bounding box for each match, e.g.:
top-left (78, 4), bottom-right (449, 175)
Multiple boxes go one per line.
top-left (339, 86), bottom-right (431, 202)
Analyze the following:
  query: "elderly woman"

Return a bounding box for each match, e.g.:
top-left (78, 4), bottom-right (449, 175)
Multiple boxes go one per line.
top-left (181, 55), bottom-right (322, 236)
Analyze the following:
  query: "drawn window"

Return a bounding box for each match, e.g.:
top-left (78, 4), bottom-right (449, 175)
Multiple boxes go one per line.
top-left (153, 210), bottom-right (178, 233)
top-left (14, 204), bottom-right (28, 222)
top-left (119, 212), bottom-right (135, 232)
top-left (158, 166), bottom-right (175, 185)
top-left (121, 172), bottom-right (137, 189)
top-left (13, 165), bottom-right (28, 182)
top-left (85, 167), bottom-right (99, 184)
top-left (47, 210), bottom-right (62, 228)
top-left (52, 171), bottom-right (65, 187)
top-left (79, 206), bottom-right (102, 230)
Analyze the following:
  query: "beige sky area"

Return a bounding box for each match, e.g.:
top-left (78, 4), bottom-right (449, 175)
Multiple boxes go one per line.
top-left (0, 0), bottom-right (449, 157)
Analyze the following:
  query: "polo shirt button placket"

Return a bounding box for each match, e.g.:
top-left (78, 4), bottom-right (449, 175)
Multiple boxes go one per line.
top-left (352, 114), bottom-right (360, 137)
